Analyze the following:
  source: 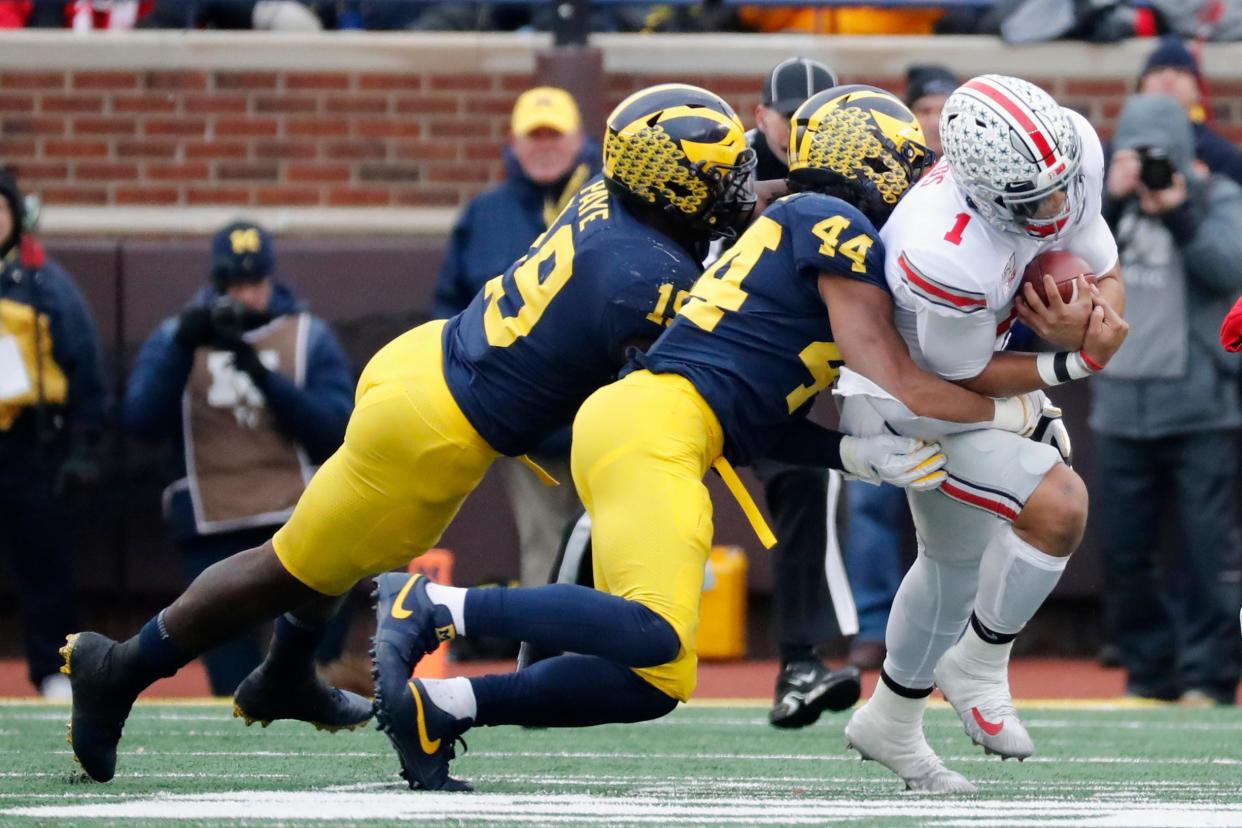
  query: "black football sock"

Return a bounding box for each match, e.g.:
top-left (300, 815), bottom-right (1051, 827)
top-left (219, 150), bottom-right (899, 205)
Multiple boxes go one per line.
top-left (113, 610), bottom-right (194, 693)
top-left (779, 643), bottom-right (817, 669)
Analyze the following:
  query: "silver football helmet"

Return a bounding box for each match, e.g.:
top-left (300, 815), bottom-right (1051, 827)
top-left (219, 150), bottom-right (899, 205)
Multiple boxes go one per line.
top-left (940, 74), bottom-right (1083, 239)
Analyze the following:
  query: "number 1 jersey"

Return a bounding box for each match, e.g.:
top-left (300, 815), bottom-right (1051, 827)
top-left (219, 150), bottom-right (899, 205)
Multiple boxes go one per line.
top-left (441, 175), bottom-right (702, 457)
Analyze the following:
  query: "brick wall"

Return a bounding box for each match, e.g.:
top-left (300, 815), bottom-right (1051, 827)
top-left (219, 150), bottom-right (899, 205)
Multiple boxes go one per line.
top-left (0, 69), bottom-right (541, 208)
top-left (1, 34), bottom-right (1242, 214)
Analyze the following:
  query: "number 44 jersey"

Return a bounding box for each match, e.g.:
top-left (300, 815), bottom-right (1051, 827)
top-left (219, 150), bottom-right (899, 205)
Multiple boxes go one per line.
top-left (638, 192), bottom-right (888, 466)
top-left (441, 175), bottom-right (702, 457)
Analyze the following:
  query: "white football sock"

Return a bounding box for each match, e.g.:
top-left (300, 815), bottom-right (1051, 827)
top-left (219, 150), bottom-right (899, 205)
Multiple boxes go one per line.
top-left (883, 554), bottom-right (978, 689)
top-left (424, 582), bottom-right (468, 636)
top-left (421, 676), bottom-right (477, 721)
top-left (974, 525), bottom-right (1068, 636)
top-left (869, 674), bottom-right (930, 724)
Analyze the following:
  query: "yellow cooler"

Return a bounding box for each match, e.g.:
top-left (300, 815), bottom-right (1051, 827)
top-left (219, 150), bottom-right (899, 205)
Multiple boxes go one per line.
top-left (696, 545), bottom-right (748, 660)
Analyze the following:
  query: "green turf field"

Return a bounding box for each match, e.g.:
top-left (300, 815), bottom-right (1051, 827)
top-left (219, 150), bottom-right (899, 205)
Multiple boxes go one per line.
top-left (0, 700), bottom-right (1239, 826)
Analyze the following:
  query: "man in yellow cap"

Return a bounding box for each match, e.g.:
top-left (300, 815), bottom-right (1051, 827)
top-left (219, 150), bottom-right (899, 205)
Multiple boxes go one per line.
top-left (432, 86), bottom-right (599, 596)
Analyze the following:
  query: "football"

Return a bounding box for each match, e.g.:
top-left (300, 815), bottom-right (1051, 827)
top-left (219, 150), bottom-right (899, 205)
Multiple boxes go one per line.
top-left (1021, 251), bottom-right (1097, 304)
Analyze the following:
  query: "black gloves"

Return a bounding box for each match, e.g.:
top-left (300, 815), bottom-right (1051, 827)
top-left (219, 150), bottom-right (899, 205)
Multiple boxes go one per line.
top-left (173, 299), bottom-right (273, 389)
top-left (228, 341), bottom-right (270, 385)
top-left (173, 306), bottom-right (214, 350)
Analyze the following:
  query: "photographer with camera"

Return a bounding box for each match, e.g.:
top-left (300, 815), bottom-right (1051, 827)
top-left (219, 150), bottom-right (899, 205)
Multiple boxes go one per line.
top-left (123, 219), bottom-right (353, 695)
top-left (1094, 94), bottom-right (1242, 706)
top-left (1137, 36), bottom-right (1242, 188)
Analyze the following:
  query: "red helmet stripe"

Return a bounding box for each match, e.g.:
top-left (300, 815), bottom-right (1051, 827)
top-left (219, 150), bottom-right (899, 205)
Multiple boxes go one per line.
top-left (963, 78), bottom-right (1056, 169)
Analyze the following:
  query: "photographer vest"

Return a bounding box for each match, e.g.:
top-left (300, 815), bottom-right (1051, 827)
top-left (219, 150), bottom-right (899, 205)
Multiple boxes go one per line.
top-left (181, 313), bottom-right (312, 535)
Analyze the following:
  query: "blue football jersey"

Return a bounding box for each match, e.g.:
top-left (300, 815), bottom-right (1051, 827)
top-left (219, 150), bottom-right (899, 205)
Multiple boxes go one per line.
top-left (442, 175), bottom-right (701, 456)
top-left (638, 192), bottom-right (889, 465)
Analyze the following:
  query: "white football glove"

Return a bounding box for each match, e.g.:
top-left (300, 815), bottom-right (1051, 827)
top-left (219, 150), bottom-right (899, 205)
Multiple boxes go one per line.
top-left (1031, 399), bottom-right (1073, 466)
top-left (991, 389), bottom-right (1049, 437)
top-left (839, 434), bottom-right (947, 491)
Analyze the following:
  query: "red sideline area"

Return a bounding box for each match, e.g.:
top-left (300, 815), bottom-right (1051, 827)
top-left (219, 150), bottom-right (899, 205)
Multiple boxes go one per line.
top-left (2, 657), bottom-right (1139, 700)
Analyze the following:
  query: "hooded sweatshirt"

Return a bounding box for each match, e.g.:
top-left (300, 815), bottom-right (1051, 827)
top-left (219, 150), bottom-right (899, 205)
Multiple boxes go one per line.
top-left (1090, 94), bottom-right (1242, 439)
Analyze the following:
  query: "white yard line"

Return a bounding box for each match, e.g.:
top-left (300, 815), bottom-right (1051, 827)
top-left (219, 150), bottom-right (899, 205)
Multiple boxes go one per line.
top-left (5, 792), bottom-right (1242, 825)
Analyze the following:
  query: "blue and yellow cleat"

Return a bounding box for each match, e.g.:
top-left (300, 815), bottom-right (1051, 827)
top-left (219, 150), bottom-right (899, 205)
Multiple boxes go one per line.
top-left (374, 676), bottom-right (473, 791)
top-left (371, 573), bottom-right (468, 790)
top-left (232, 663), bottom-right (373, 732)
top-left (371, 573), bottom-right (457, 683)
top-left (59, 632), bottom-right (140, 783)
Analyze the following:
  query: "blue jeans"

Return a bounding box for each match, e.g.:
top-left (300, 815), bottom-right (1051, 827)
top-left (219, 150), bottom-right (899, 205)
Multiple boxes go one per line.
top-left (845, 481), bottom-right (908, 643)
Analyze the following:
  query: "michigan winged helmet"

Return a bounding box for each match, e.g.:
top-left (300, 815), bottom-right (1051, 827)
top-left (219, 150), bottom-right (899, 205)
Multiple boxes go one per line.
top-left (603, 83), bottom-right (757, 240)
top-left (787, 84), bottom-right (935, 226)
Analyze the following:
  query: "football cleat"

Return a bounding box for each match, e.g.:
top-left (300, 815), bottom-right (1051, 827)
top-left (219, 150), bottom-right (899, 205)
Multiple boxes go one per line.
top-left (371, 573), bottom-right (457, 685)
top-left (373, 676), bottom-right (473, 791)
top-left (933, 639), bottom-right (1034, 760)
top-left (59, 632), bottom-right (140, 783)
top-left (845, 698), bottom-right (977, 795)
top-left (232, 662), bottom-right (372, 733)
top-left (769, 661), bottom-right (862, 729)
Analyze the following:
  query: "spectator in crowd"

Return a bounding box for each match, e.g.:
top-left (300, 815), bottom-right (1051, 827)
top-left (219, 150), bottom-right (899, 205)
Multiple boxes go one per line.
top-left (1094, 93), bottom-right (1242, 706)
top-left (750, 56), bottom-right (838, 179)
top-left (905, 64), bottom-right (957, 155)
top-left (842, 64), bottom-right (958, 672)
top-left (1138, 35), bottom-right (1242, 186)
top-left (432, 87), bottom-right (598, 591)
top-left (0, 169), bottom-right (105, 698)
top-left (135, 0), bottom-right (320, 30)
top-left (123, 219), bottom-right (353, 695)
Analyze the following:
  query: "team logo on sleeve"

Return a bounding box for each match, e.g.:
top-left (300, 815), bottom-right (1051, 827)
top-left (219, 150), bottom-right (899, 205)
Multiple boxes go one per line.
top-left (1001, 254), bottom-right (1018, 291)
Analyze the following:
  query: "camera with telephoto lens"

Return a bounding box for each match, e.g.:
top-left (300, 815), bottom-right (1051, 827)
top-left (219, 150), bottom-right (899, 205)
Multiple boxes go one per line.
top-left (209, 296), bottom-right (269, 343)
top-left (1137, 146), bottom-right (1175, 191)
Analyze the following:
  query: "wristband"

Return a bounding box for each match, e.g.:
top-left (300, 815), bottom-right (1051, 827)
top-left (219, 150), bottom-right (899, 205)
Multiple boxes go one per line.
top-left (1036, 351), bottom-right (1097, 386)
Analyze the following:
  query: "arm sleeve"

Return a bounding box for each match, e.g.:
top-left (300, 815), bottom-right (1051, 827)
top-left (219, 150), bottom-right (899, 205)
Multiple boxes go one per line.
top-left (913, 304), bottom-right (998, 381)
top-left (593, 240), bottom-right (699, 365)
top-left (122, 320), bottom-right (195, 442)
top-left (756, 417), bottom-right (845, 470)
top-left (896, 249), bottom-right (998, 381)
top-left (259, 318), bottom-right (354, 464)
top-left (1063, 212), bottom-right (1119, 277)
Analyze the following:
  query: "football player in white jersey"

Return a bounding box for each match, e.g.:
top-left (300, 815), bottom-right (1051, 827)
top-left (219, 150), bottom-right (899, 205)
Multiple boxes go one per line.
top-left (838, 74), bottom-right (1130, 794)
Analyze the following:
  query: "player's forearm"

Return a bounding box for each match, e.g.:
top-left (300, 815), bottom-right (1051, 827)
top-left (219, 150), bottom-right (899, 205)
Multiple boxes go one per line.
top-left (1096, 266), bottom-right (1124, 316)
top-left (893, 357), bottom-right (998, 424)
top-left (953, 352), bottom-right (1046, 397)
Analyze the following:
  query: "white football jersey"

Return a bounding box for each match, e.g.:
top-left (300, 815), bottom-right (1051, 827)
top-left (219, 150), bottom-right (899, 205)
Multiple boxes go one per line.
top-left (880, 109), bottom-right (1118, 381)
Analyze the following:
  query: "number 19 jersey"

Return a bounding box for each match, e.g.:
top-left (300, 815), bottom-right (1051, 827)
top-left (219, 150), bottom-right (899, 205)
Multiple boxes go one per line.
top-left (441, 176), bottom-right (702, 457)
top-left (638, 192), bottom-right (889, 466)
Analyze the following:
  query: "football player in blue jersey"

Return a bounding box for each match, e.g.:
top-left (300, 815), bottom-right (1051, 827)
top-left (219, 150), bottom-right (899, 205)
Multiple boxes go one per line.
top-left (369, 86), bottom-right (1055, 791)
top-left (58, 83), bottom-right (774, 785)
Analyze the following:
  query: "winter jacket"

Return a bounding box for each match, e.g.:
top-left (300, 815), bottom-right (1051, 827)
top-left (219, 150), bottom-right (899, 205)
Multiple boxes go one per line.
top-left (431, 141), bottom-right (601, 320)
top-left (123, 281), bottom-right (353, 540)
top-left (1091, 94), bottom-right (1242, 439)
top-left (0, 238), bottom-right (105, 468)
